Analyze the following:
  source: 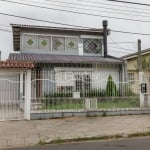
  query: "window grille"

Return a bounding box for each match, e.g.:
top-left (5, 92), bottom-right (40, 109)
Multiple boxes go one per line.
top-left (83, 39), bottom-right (102, 54)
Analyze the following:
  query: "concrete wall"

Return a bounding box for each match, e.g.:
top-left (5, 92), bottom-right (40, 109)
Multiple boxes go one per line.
top-left (31, 108), bottom-right (150, 120)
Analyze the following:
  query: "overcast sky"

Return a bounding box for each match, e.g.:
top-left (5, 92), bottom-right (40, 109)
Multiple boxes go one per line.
top-left (1, 0), bottom-right (150, 60)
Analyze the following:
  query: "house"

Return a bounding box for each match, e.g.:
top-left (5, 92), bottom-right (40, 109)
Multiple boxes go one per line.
top-left (122, 48), bottom-right (150, 94)
top-left (7, 21), bottom-right (125, 99)
top-left (122, 48), bottom-right (150, 74)
top-left (0, 20), bottom-right (128, 120)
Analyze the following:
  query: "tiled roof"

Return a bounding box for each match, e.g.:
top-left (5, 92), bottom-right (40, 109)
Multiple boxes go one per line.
top-left (0, 61), bottom-right (34, 69)
top-left (8, 53), bottom-right (124, 64)
top-left (122, 48), bottom-right (150, 59)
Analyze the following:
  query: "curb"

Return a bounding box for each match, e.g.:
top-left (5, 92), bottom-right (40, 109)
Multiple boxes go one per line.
top-left (2, 131), bottom-right (150, 149)
top-left (40, 131), bottom-right (150, 145)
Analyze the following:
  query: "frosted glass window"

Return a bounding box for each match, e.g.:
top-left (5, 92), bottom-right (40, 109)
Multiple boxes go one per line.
top-left (65, 37), bottom-right (78, 51)
top-left (23, 35), bottom-right (38, 49)
top-left (38, 36), bottom-right (50, 50)
top-left (52, 37), bottom-right (65, 51)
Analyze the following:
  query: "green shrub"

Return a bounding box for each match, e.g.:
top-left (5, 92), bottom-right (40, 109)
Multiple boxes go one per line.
top-left (44, 92), bottom-right (72, 98)
top-left (105, 75), bottom-right (118, 96)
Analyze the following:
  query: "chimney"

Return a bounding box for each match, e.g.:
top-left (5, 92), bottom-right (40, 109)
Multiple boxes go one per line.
top-left (103, 20), bottom-right (108, 57)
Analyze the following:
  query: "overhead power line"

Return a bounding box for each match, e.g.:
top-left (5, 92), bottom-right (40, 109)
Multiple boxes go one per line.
top-left (0, 12), bottom-right (94, 29)
top-left (108, 42), bottom-right (135, 44)
top-left (107, 0), bottom-right (150, 7)
top-left (108, 37), bottom-right (136, 52)
top-left (73, 0), bottom-right (149, 10)
top-left (109, 49), bottom-right (131, 54)
top-left (2, 0), bottom-right (150, 23)
top-left (111, 29), bottom-right (150, 35)
top-left (12, 0), bottom-right (150, 18)
top-left (1, 1), bottom-right (150, 36)
top-left (0, 28), bottom-right (11, 32)
top-left (45, 0), bottom-right (150, 15)
top-left (0, 24), bottom-right (10, 27)
top-left (1, 11), bottom-right (150, 36)
top-left (109, 46), bottom-right (135, 52)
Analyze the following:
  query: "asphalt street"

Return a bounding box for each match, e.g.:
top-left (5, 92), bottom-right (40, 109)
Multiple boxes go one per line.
top-left (5, 137), bottom-right (150, 150)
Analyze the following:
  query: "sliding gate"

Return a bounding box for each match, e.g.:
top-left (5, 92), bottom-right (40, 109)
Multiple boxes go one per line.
top-left (0, 72), bottom-right (25, 121)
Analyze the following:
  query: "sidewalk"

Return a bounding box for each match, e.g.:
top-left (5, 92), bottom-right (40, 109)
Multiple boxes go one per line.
top-left (1, 115), bottom-right (150, 149)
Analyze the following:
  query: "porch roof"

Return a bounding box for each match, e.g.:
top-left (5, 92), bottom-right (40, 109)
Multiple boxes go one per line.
top-left (8, 53), bottom-right (124, 65)
top-left (0, 61), bottom-right (34, 69)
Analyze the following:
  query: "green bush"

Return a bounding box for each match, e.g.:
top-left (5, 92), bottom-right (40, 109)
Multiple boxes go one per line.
top-left (105, 75), bottom-right (118, 96)
top-left (44, 88), bottom-right (106, 98)
top-left (83, 88), bottom-right (106, 97)
top-left (44, 92), bottom-right (72, 98)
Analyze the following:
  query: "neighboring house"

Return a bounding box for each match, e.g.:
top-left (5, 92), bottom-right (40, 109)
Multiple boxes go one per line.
top-left (7, 22), bottom-right (125, 98)
top-left (122, 48), bottom-right (150, 93)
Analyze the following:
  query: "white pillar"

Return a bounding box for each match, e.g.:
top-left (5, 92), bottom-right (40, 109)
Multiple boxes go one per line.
top-left (24, 70), bottom-right (31, 120)
top-left (20, 72), bottom-right (24, 110)
top-left (79, 38), bottom-right (83, 55)
top-left (139, 72), bottom-right (145, 107)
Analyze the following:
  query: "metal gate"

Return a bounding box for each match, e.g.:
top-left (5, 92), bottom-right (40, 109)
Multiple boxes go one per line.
top-left (0, 72), bottom-right (25, 121)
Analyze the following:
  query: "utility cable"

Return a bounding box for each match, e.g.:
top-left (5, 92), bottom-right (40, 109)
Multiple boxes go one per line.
top-left (12, 0), bottom-right (150, 18)
top-left (1, 0), bottom-right (150, 23)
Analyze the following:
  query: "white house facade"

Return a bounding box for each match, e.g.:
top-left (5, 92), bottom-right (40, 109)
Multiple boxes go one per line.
top-left (0, 21), bottom-right (127, 121)
top-left (7, 22), bottom-right (125, 98)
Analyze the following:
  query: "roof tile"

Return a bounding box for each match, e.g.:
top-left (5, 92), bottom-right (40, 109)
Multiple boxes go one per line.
top-left (8, 53), bottom-right (124, 64)
top-left (0, 61), bottom-right (34, 69)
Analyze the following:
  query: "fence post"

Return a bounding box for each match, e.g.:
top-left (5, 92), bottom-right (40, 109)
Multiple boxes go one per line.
top-left (24, 70), bottom-right (31, 120)
top-left (139, 72), bottom-right (145, 107)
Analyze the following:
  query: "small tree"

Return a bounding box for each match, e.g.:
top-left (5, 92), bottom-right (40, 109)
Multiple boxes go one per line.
top-left (105, 75), bottom-right (118, 96)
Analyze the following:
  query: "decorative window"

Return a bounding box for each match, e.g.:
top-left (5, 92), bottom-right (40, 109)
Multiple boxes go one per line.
top-left (83, 39), bottom-right (102, 54)
top-left (52, 37), bottom-right (65, 51)
top-left (22, 33), bottom-right (79, 51)
top-left (23, 35), bottom-right (38, 49)
top-left (38, 36), bottom-right (50, 50)
top-left (65, 37), bottom-right (78, 51)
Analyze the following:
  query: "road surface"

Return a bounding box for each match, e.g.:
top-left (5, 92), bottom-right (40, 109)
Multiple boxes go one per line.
top-left (5, 137), bottom-right (150, 150)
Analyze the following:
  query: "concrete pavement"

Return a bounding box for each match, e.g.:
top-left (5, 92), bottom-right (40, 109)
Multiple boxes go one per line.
top-left (1, 115), bottom-right (150, 149)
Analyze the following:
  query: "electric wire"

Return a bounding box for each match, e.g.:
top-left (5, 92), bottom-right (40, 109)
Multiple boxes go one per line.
top-left (45, 0), bottom-right (150, 15)
top-left (2, 0), bottom-right (150, 23)
top-left (0, 28), bottom-right (11, 32)
top-left (0, 12), bottom-right (94, 29)
top-left (73, 0), bottom-right (150, 11)
top-left (107, 0), bottom-right (150, 7)
top-left (11, 0), bottom-right (150, 18)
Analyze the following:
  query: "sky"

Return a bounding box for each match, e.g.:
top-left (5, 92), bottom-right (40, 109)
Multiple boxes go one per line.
top-left (1, 0), bottom-right (150, 60)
